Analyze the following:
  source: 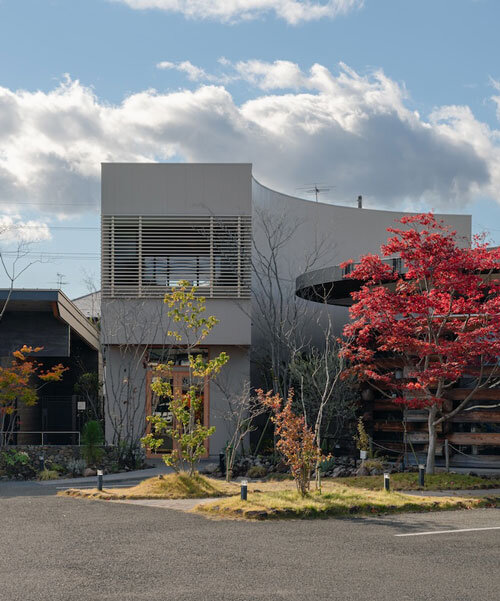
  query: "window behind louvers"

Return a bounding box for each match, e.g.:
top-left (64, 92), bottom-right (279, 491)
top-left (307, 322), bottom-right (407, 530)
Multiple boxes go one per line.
top-left (101, 215), bottom-right (251, 299)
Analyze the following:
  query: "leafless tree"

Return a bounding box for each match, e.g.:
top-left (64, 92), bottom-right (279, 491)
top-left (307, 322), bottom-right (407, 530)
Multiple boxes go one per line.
top-left (0, 233), bottom-right (48, 322)
top-left (289, 290), bottom-right (357, 490)
top-left (250, 207), bottom-right (336, 399)
top-left (80, 274), bottom-right (173, 462)
top-left (101, 299), bottom-right (172, 451)
top-left (214, 377), bottom-right (267, 481)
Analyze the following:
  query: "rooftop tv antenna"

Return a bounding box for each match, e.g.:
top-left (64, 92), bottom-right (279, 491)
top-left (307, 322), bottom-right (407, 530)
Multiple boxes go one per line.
top-left (51, 273), bottom-right (69, 288)
top-left (296, 183), bottom-right (334, 202)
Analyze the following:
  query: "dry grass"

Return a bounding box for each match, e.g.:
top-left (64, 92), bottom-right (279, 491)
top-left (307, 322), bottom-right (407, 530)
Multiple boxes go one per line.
top-left (194, 483), bottom-right (500, 521)
top-left (58, 472), bottom-right (500, 521)
top-left (337, 472), bottom-right (500, 492)
top-left (59, 472), bottom-right (239, 500)
top-left (38, 469), bottom-right (60, 481)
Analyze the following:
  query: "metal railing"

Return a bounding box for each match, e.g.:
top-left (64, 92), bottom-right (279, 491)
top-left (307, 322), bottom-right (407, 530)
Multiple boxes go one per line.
top-left (0, 431), bottom-right (81, 446)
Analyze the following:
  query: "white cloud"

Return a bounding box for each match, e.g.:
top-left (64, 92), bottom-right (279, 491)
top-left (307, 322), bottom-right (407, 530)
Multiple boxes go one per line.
top-left (0, 62), bottom-right (499, 216)
top-left (112, 0), bottom-right (363, 25)
top-left (490, 77), bottom-right (500, 121)
top-left (157, 60), bottom-right (213, 81)
top-left (0, 216), bottom-right (51, 243)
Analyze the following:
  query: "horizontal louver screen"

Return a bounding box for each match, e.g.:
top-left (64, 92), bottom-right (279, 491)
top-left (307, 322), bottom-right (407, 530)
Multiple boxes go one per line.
top-left (102, 215), bottom-right (251, 299)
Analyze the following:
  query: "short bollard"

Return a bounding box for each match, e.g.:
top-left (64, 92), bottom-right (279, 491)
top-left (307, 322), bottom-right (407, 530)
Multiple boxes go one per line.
top-left (219, 452), bottom-right (226, 474)
top-left (240, 479), bottom-right (248, 501)
top-left (418, 464), bottom-right (425, 487)
top-left (383, 473), bottom-right (390, 492)
top-left (97, 469), bottom-right (103, 491)
top-left (39, 455), bottom-right (45, 471)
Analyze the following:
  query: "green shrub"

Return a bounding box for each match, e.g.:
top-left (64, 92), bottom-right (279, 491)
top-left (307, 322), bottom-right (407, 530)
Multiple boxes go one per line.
top-left (81, 420), bottom-right (104, 466)
top-left (363, 459), bottom-right (385, 472)
top-left (113, 440), bottom-right (146, 470)
top-left (0, 449), bottom-right (36, 479)
top-left (247, 465), bottom-right (268, 479)
top-left (49, 462), bottom-right (65, 473)
top-left (319, 457), bottom-right (336, 474)
top-left (66, 458), bottom-right (86, 477)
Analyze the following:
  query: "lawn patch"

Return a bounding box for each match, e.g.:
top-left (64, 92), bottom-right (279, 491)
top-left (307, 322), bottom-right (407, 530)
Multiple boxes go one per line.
top-left (194, 483), bottom-right (499, 520)
top-left (59, 472), bottom-right (238, 500)
top-left (337, 472), bottom-right (500, 492)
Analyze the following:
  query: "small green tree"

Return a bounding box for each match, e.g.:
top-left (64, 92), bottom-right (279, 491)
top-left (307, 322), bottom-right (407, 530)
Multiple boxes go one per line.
top-left (141, 281), bottom-right (229, 477)
top-left (354, 417), bottom-right (370, 455)
top-left (81, 420), bottom-right (104, 466)
top-left (74, 372), bottom-right (102, 422)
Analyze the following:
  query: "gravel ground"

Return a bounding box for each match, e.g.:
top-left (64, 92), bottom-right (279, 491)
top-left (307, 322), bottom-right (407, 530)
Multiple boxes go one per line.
top-left (1, 481), bottom-right (499, 601)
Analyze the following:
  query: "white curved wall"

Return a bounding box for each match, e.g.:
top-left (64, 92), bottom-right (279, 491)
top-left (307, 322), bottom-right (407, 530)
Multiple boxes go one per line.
top-left (252, 178), bottom-right (471, 267)
top-left (251, 177), bottom-right (472, 353)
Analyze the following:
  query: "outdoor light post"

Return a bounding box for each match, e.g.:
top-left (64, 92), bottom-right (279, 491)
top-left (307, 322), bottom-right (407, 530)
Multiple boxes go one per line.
top-left (97, 469), bottom-right (103, 491)
top-left (240, 479), bottom-right (248, 501)
top-left (418, 464), bottom-right (425, 487)
top-left (39, 455), bottom-right (45, 471)
top-left (383, 473), bottom-right (390, 492)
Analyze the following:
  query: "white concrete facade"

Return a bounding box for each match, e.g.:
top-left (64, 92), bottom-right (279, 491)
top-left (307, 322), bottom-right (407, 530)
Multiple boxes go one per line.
top-left (101, 163), bottom-right (472, 457)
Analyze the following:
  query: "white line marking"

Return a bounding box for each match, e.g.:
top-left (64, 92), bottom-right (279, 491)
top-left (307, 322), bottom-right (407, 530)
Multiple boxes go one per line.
top-left (396, 526), bottom-right (500, 537)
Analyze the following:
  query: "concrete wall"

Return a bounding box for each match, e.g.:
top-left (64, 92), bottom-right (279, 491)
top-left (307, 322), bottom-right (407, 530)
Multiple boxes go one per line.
top-left (252, 178), bottom-right (471, 266)
top-left (101, 298), bottom-right (251, 347)
top-left (208, 345), bottom-right (250, 457)
top-left (251, 177), bottom-right (472, 338)
top-left (101, 163), bottom-right (253, 346)
top-left (103, 343), bottom-right (249, 458)
top-left (102, 163), bottom-right (252, 217)
top-left (103, 344), bottom-right (149, 446)
top-left (101, 164), bottom-right (254, 455)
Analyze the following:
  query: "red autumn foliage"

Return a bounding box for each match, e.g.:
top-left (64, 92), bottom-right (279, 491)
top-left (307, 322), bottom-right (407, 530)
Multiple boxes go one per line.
top-left (257, 389), bottom-right (321, 496)
top-left (341, 213), bottom-right (500, 472)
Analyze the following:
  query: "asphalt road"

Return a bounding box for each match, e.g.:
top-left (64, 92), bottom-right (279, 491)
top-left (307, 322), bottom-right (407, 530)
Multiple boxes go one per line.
top-left (1, 481), bottom-right (499, 601)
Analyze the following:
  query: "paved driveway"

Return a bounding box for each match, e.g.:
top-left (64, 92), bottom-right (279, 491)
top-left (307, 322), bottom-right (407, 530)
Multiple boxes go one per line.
top-left (1, 481), bottom-right (499, 601)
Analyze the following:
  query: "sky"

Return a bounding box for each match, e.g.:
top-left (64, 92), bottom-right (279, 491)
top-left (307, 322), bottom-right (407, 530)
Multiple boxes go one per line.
top-left (1, 0), bottom-right (500, 298)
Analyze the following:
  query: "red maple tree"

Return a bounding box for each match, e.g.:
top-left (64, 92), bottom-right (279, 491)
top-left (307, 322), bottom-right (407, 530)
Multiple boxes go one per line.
top-left (341, 213), bottom-right (500, 473)
top-left (257, 389), bottom-right (321, 496)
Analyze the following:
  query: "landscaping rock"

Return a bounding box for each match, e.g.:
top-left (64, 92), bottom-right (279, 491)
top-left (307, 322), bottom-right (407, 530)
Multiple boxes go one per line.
top-left (356, 464), bottom-right (370, 476)
top-left (247, 465), bottom-right (268, 479)
top-left (200, 463), bottom-right (219, 475)
top-left (83, 468), bottom-right (97, 477)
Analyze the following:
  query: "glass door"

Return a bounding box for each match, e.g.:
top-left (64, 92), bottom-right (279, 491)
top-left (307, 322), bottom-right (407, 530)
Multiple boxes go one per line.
top-left (146, 369), bottom-right (209, 457)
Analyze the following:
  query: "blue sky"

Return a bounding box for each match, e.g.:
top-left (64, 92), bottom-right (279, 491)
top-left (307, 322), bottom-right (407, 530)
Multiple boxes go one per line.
top-left (1, 0), bottom-right (500, 298)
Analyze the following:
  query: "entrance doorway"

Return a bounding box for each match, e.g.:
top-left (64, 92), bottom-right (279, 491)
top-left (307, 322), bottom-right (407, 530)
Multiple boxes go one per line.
top-left (145, 368), bottom-right (210, 458)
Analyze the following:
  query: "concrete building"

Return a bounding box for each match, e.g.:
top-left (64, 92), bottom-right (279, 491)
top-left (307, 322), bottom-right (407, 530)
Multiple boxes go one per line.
top-left (101, 163), bottom-right (472, 459)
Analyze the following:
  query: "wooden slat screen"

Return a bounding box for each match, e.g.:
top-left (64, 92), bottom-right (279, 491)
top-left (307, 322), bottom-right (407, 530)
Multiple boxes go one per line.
top-left (102, 215), bottom-right (251, 299)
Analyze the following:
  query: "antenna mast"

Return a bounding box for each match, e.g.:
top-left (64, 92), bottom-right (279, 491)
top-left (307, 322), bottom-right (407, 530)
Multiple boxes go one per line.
top-left (296, 183), bottom-right (334, 203)
top-left (52, 273), bottom-right (69, 288)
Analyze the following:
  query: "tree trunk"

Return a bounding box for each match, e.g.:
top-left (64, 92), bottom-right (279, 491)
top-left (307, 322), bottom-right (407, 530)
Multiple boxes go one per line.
top-left (426, 405), bottom-right (438, 475)
top-left (225, 447), bottom-right (232, 482)
top-left (315, 457), bottom-right (321, 492)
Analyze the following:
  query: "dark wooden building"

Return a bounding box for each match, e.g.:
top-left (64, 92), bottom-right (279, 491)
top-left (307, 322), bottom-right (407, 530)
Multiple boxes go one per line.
top-left (0, 289), bottom-right (99, 445)
top-left (296, 260), bottom-right (500, 468)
